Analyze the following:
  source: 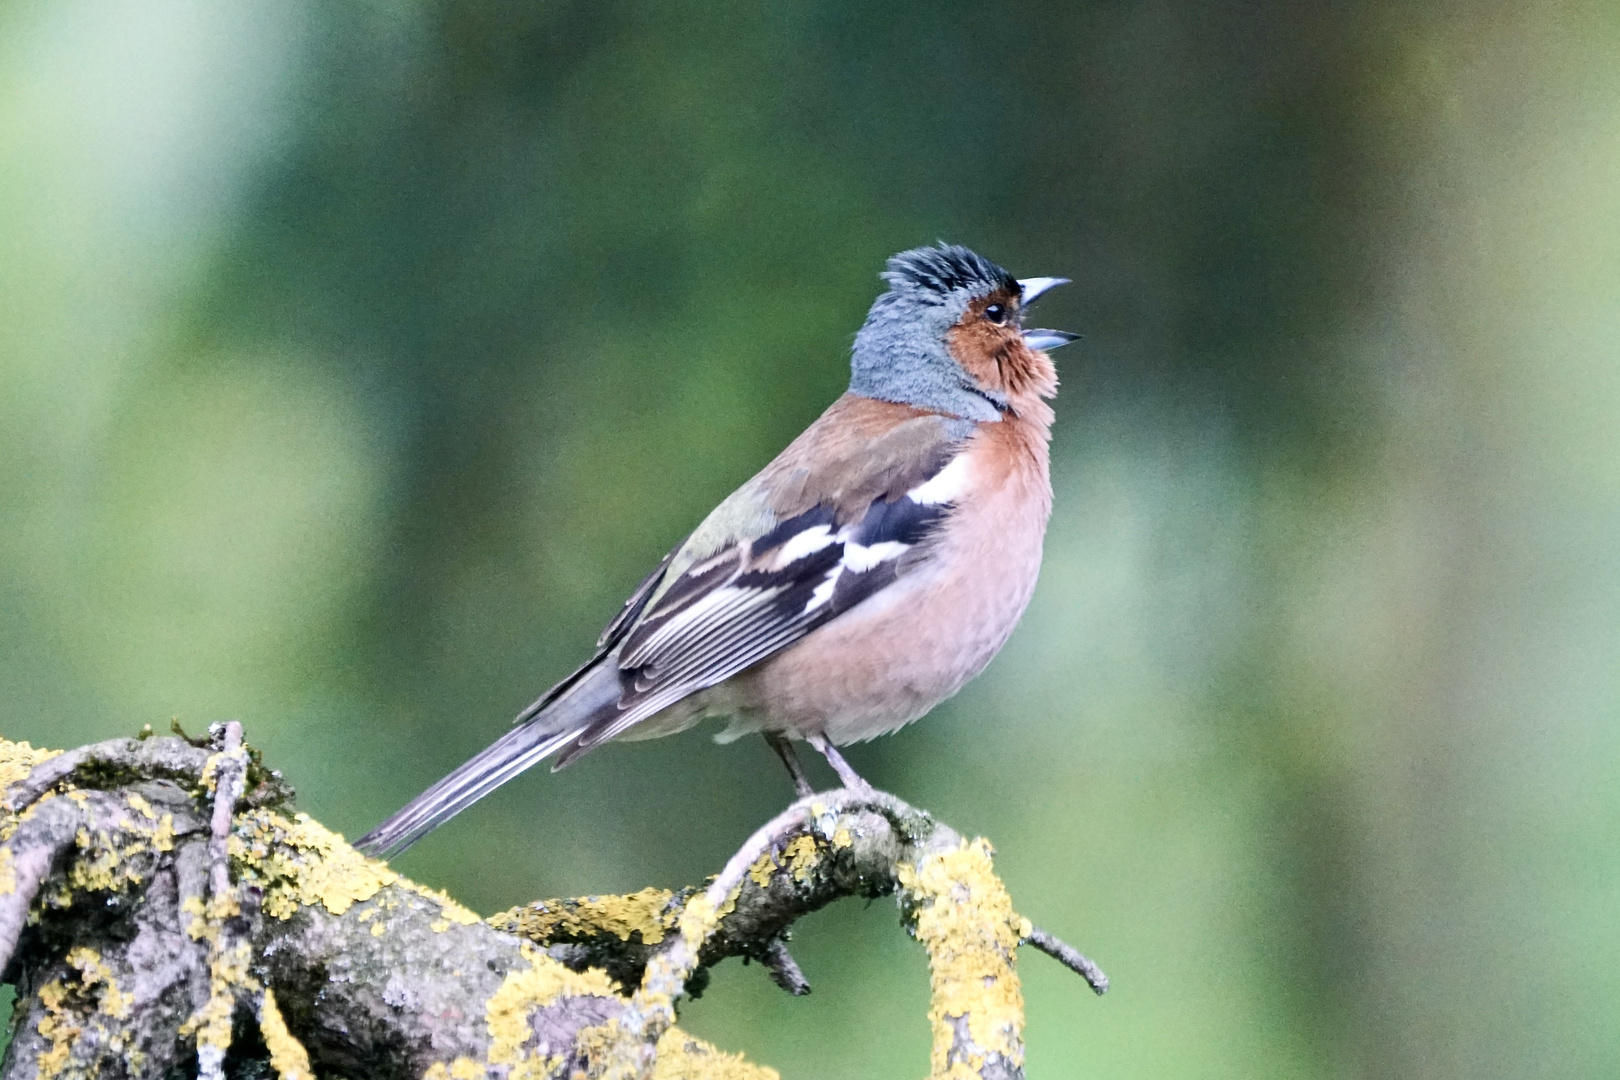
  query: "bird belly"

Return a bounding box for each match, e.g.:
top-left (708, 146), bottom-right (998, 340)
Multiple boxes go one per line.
top-left (716, 443), bottom-right (1050, 745)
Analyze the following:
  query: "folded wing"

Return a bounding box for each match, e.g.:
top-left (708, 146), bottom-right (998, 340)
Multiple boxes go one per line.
top-left (552, 405), bottom-right (976, 761)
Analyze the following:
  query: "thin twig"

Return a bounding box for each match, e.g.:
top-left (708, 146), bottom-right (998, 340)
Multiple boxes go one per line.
top-left (758, 936), bottom-right (811, 996)
top-left (1, 734), bottom-right (257, 815)
top-left (0, 752), bottom-right (93, 975)
top-left (0, 843), bottom-right (59, 977)
top-left (2, 746), bottom-right (91, 813)
top-left (206, 722), bottom-right (246, 902)
top-left (706, 788), bottom-right (925, 904)
top-left (197, 721), bottom-right (248, 1080)
top-left (1025, 925), bottom-right (1109, 995)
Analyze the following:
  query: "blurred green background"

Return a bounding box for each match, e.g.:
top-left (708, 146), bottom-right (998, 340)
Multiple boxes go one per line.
top-left (4, 1), bottom-right (1620, 1076)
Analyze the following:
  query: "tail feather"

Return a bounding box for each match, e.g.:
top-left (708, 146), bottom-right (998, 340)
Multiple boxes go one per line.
top-left (355, 662), bottom-right (621, 858)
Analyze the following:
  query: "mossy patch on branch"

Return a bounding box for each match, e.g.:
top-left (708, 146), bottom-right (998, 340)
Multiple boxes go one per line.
top-left (258, 987), bottom-right (314, 1080)
top-left (231, 807), bottom-right (398, 918)
top-left (900, 838), bottom-right (1030, 1078)
top-left (490, 887), bottom-right (678, 947)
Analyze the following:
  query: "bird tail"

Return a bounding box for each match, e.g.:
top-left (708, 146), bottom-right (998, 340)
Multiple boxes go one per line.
top-left (353, 661), bottom-right (621, 859)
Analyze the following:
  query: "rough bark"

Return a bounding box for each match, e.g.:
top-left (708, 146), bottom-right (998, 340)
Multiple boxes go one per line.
top-left (0, 729), bottom-right (1103, 1080)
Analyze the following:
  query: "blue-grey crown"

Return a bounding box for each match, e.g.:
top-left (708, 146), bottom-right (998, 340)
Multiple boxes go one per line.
top-left (881, 244), bottom-right (1019, 303)
top-left (849, 243), bottom-right (1018, 422)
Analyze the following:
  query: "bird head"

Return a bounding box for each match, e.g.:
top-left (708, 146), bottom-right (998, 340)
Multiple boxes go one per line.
top-left (849, 243), bottom-right (1077, 421)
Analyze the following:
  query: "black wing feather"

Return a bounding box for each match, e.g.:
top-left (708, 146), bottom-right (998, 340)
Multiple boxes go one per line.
top-left (557, 480), bottom-right (958, 760)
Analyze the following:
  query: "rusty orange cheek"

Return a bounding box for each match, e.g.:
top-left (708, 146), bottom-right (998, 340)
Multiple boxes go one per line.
top-left (947, 320), bottom-right (1018, 394)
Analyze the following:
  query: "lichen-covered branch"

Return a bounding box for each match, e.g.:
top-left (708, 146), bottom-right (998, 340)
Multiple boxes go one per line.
top-left (0, 731), bottom-right (1103, 1080)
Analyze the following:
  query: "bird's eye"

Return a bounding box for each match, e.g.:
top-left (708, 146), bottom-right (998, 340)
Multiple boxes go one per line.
top-left (984, 303), bottom-right (1006, 324)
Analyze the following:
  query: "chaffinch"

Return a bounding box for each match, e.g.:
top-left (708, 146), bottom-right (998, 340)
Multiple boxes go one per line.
top-left (357, 243), bottom-right (1076, 857)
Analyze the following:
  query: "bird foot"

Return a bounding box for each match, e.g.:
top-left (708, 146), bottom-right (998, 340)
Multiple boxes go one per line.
top-left (806, 734), bottom-right (875, 796)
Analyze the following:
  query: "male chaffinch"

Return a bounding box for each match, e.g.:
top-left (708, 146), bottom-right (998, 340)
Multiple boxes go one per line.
top-left (357, 243), bottom-right (1076, 857)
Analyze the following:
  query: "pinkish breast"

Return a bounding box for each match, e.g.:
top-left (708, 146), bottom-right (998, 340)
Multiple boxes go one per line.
top-left (717, 415), bottom-right (1053, 745)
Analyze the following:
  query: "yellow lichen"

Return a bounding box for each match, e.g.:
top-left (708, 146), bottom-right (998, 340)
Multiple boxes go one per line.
top-left (34, 947), bottom-right (136, 1078)
top-left (431, 917), bottom-right (452, 933)
top-left (69, 825), bottom-right (142, 893)
top-left (782, 835), bottom-right (820, 883)
top-left (181, 894), bottom-right (210, 941)
top-left (36, 978), bottom-right (78, 1079)
top-left (152, 813), bottom-right (176, 852)
top-left (568, 1017), bottom-right (626, 1075)
top-left (66, 947), bottom-right (133, 1020)
top-left (371, 921), bottom-right (387, 937)
top-left (747, 850), bottom-right (777, 887)
top-left (259, 988), bottom-right (314, 1080)
top-left (489, 886), bottom-right (674, 946)
top-left (200, 749), bottom-right (224, 793)
top-left (676, 894), bottom-right (718, 952)
top-left (402, 879), bottom-right (483, 926)
top-left (180, 893), bottom-right (239, 939)
top-left (601, 880), bottom-right (742, 1076)
top-left (127, 793), bottom-right (157, 820)
top-left (683, 882), bottom-right (740, 949)
top-left (485, 951), bottom-right (619, 1073)
top-left (831, 826), bottom-right (853, 849)
top-left (424, 1056), bottom-right (488, 1080)
top-left (0, 846), bottom-right (14, 895)
top-left (181, 940), bottom-right (260, 1053)
top-left (652, 1026), bottom-right (779, 1080)
top-left (897, 838), bottom-right (1026, 1077)
top-left (0, 738), bottom-right (60, 794)
top-left (232, 808), bottom-right (397, 918)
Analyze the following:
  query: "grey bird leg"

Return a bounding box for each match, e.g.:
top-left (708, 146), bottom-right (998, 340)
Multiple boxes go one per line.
top-left (806, 733), bottom-right (875, 795)
top-left (764, 733), bottom-right (815, 798)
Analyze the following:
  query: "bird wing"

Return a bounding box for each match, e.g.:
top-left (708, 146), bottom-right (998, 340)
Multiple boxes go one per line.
top-left (554, 399), bottom-right (977, 760)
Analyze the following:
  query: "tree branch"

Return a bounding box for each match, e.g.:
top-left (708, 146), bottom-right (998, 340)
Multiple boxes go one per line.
top-left (1026, 925), bottom-right (1109, 995)
top-left (0, 731), bottom-right (1104, 1080)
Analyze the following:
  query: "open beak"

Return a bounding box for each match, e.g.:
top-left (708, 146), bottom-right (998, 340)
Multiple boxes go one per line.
top-left (1017, 276), bottom-right (1069, 306)
top-left (1017, 278), bottom-right (1077, 351)
top-left (1022, 329), bottom-right (1079, 351)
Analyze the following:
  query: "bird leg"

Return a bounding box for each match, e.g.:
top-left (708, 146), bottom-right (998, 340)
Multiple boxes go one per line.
top-left (764, 732), bottom-right (814, 798)
top-left (806, 733), bottom-right (875, 795)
